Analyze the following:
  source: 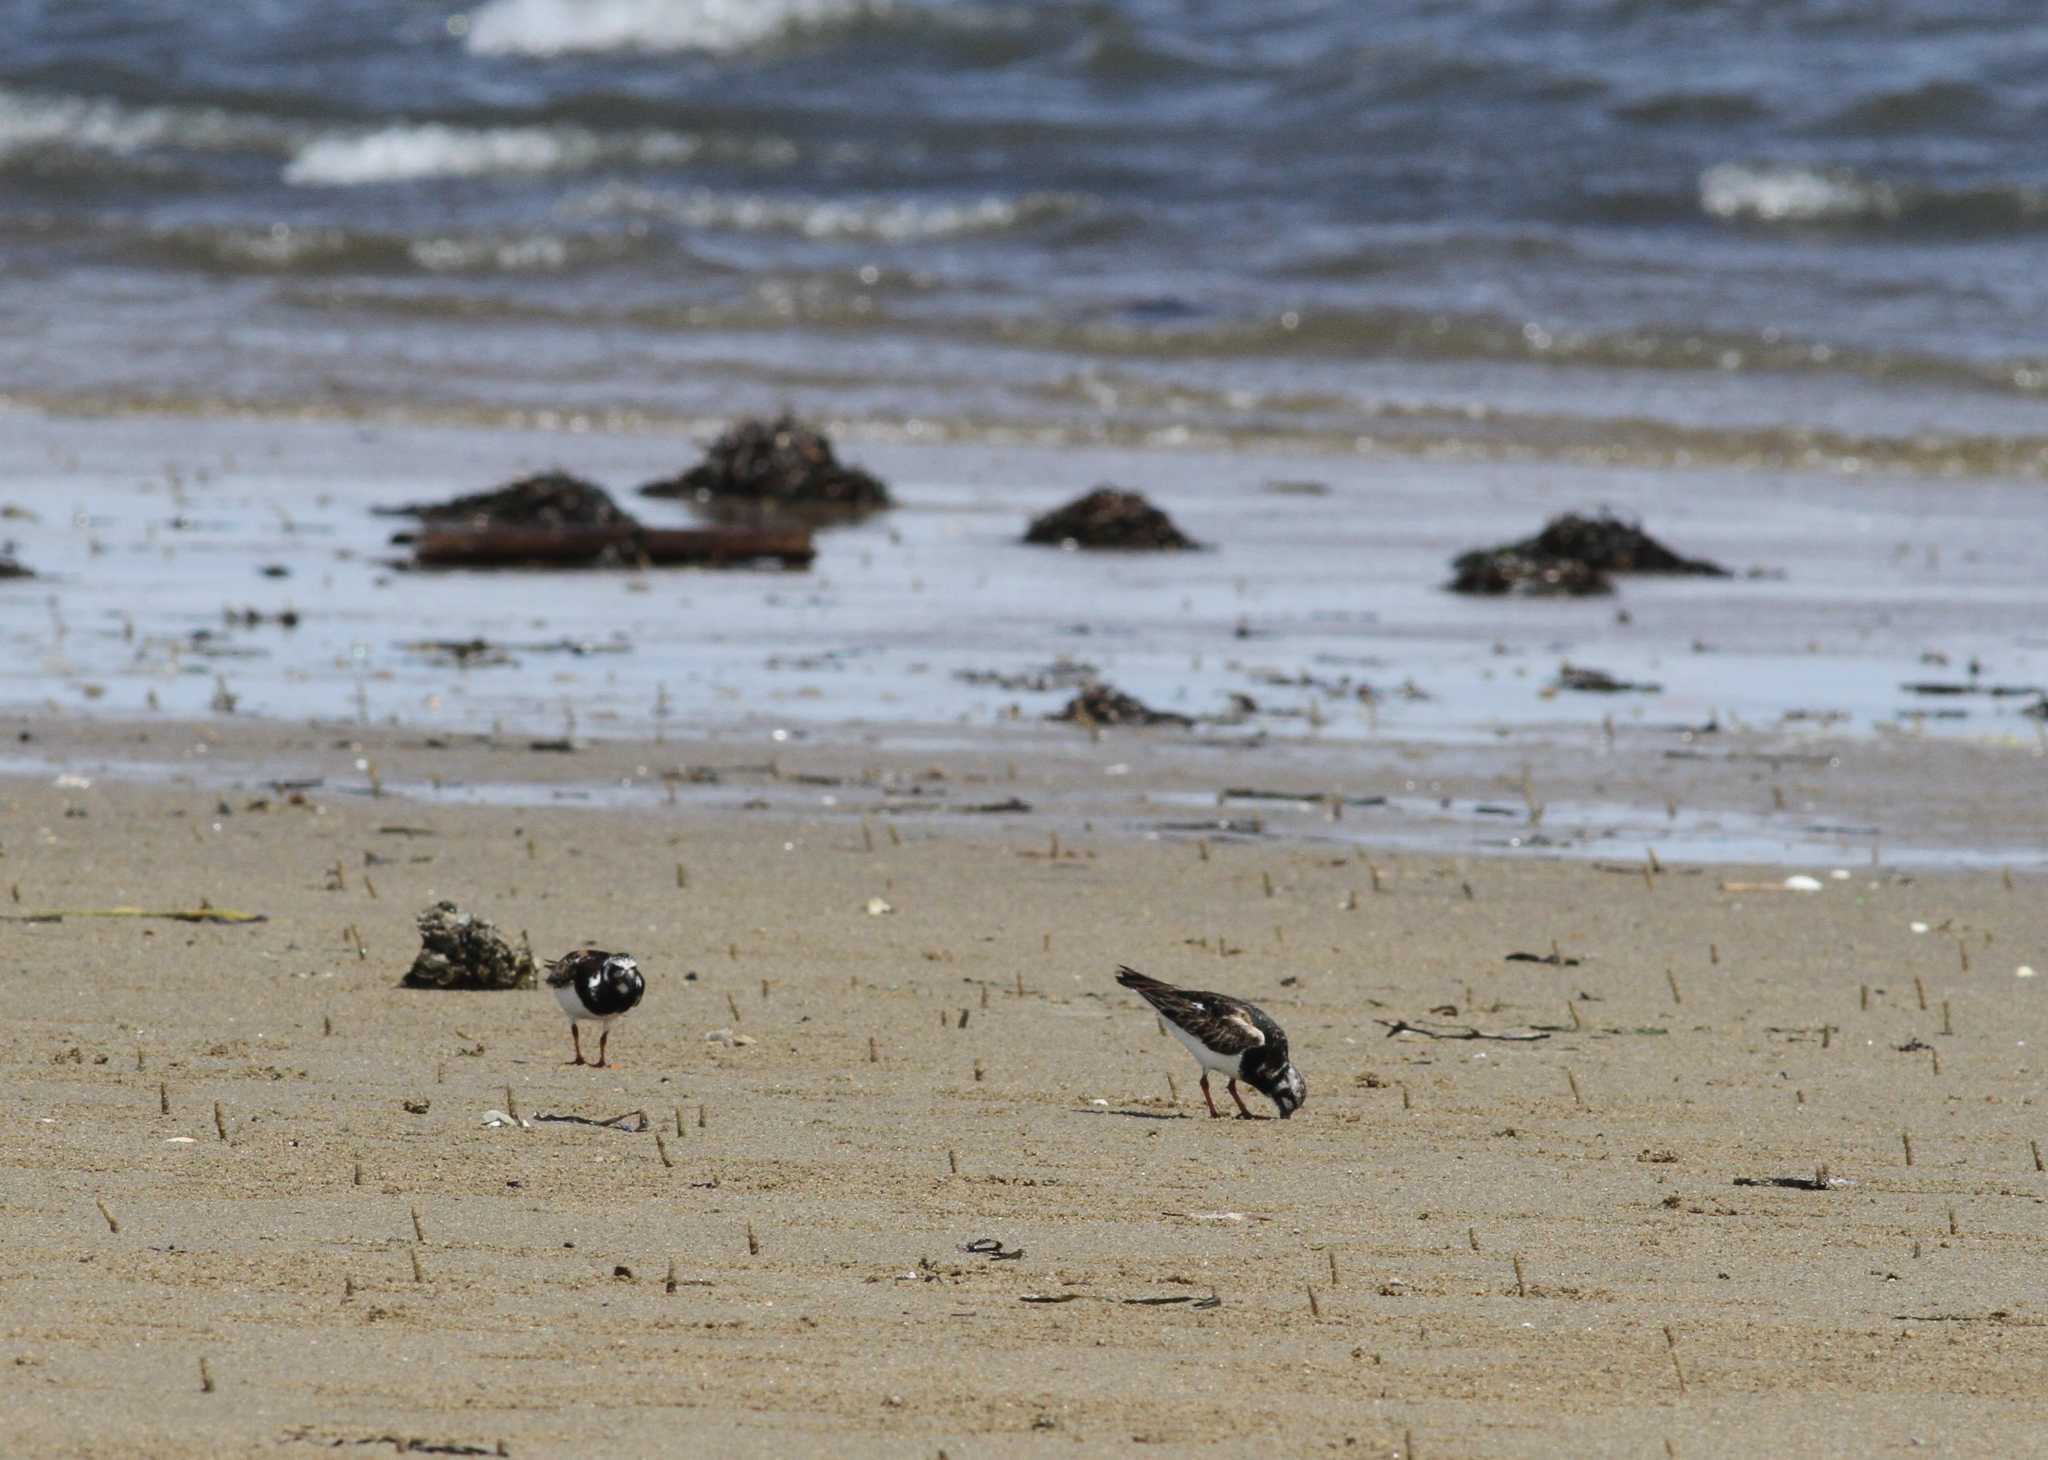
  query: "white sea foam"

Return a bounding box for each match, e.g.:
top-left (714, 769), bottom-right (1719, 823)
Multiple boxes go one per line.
top-left (463, 0), bottom-right (888, 57)
top-left (575, 182), bottom-right (1079, 240)
top-left (283, 123), bottom-right (700, 186)
top-left (0, 86), bottom-right (282, 158)
top-left (1699, 163), bottom-right (1901, 224)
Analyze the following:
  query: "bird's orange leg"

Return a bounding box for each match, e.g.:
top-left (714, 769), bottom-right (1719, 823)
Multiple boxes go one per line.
top-left (1199, 1072), bottom-right (1223, 1118)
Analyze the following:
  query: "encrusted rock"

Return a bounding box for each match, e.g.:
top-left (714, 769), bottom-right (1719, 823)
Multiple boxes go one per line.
top-left (1449, 511), bottom-right (1725, 596)
top-left (379, 471), bottom-right (636, 531)
top-left (401, 901), bottom-right (536, 990)
top-left (640, 414), bottom-right (892, 513)
top-left (1048, 682), bottom-right (1193, 728)
top-left (1024, 487), bottom-right (1199, 551)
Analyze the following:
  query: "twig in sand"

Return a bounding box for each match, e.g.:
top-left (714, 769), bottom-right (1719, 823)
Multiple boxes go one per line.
top-left (1376, 1018), bottom-right (1549, 1042)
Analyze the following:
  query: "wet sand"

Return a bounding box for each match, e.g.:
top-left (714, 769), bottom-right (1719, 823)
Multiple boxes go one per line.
top-left (6, 720), bottom-right (2045, 1457)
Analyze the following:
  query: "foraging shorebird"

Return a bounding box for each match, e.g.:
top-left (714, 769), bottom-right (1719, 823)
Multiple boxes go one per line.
top-left (546, 949), bottom-right (644, 1068)
top-left (1116, 965), bottom-right (1306, 1119)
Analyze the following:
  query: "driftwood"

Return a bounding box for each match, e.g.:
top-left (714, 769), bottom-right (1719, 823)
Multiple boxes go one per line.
top-left (1376, 1018), bottom-right (1551, 1042)
top-left (412, 526), bottom-right (813, 570)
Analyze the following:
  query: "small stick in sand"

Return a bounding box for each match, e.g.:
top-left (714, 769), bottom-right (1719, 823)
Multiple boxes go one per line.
top-left (1262, 871), bottom-right (1274, 898)
top-left (947, 1148), bottom-right (959, 1177)
top-left (1512, 1254), bottom-right (1527, 1297)
top-left (1327, 1249), bottom-right (1339, 1286)
top-left (1948, 1207), bottom-right (1959, 1236)
top-left (1467, 1226), bottom-right (1480, 1253)
top-left (973, 1059), bottom-right (984, 1083)
top-left (1568, 1001), bottom-right (1583, 1032)
top-left (1405, 1428), bottom-right (1417, 1460)
top-left (363, 875), bottom-right (377, 900)
top-left (1931, 1049), bottom-right (1942, 1076)
top-left (980, 985), bottom-right (990, 1009)
top-left (343, 1276), bottom-right (354, 1301)
top-left (1957, 941), bottom-right (1970, 974)
top-left (409, 1246), bottom-right (425, 1283)
top-left (1306, 1285), bottom-right (1320, 1317)
top-left (1647, 847), bottom-right (1663, 876)
top-left (665, 1259), bottom-right (678, 1294)
top-left (1859, 984), bottom-right (1869, 1012)
top-left (727, 942), bottom-right (738, 962)
top-left (868, 1036), bottom-right (879, 1064)
top-left (1709, 943), bottom-right (1718, 966)
top-left (1902, 1131), bottom-right (1915, 1167)
top-left (697, 1103), bottom-right (707, 1129)
top-left (676, 862), bottom-right (688, 889)
top-left (1664, 1326), bottom-right (1687, 1395)
top-left (1015, 970), bottom-right (1025, 997)
top-left (159, 1081), bottom-right (170, 1116)
top-left (505, 1086), bottom-right (520, 1123)
top-left (726, 992), bottom-right (741, 1023)
top-left (760, 977), bottom-right (770, 1001)
top-left (135, 1047), bottom-right (145, 1072)
top-left (1400, 1085), bottom-right (1412, 1112)
top-left (1042, 932), bottom-right (1051, 954)
top-left (1821, 1025), bottom-right (1833, 1050)
top-left (213, 1102), bottom-right (229, 1143)
top-left (1197, 838), bottom-right (1210, 862)
top-left (96, 1197), bottom-right (119, 1234)
top-left (1641, 863), bottom-right (1655, 894)
top-left (410, 1206), bottom-right (425, 1243)
top-left (957, 1009), bottom-right (969, 1030)
top-left (1461, 880), bottom-right (1474, 901)
top-left (353, 1160), bottom-right (363, 1187)
top-left (199, 1357), bottom-right (214, 1394)
top-left (2030, 1138), bottom-right (2043, 1173)
top-left (655, 1132), bottom-right (674, 1169)
top-left (746, 1223), bottom-right (759, 1257)
top-left (1914, 976), bottom-right (1928, 1011)
top-left (1166, 1072), bottom-right (1179, 1105)
top-left (1796, 1090), bottom-right (1806, 1105)
top-left (1941, 1001), bottom-right (1954, 1036)
top-left (1566, 1069), bottom-right (1587, 1109)
top-left (675, 1106), bottom-right (685, 1137)
top-left (1666, 969), bottom-right (1683, 1006)
top-left (322, 1015), bottom-right (333, 1037)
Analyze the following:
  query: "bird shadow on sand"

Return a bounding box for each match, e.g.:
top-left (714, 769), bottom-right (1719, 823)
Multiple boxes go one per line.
top-left (1079, 1106), bottom-right (1192, 1121)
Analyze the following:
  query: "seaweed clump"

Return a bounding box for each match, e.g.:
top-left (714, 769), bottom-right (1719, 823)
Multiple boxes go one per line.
top-left (1049, 682), bottom-right (1193, 728)
top-left (640, 415), bottom-right (892, 514)
top-left (378, 471), bottom-right (637, 531)
top-left (0, 555), bottom-right (32, 580)
top-left (401, 901), bottom-right (536, 990)
top-left (1449, 512), bottom-right (1727, 597)
top-left (1025, 487), bottom-right (1200, 550)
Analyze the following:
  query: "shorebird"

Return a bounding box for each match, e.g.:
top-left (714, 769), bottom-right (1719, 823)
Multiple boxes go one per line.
top-left (1116, 965), bottom-right (1306, 1119)
top-left (546, 949), bottom-right (644, 1068)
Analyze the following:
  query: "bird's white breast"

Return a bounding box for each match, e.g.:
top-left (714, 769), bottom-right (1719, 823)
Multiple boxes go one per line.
top-left (1167, 1018), bottom-right (1244, 1074)
top-left (554, 981), bottom-right (617, 1024)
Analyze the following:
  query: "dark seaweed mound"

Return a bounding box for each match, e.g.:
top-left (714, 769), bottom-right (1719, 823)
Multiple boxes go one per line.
top-left (640, 415), bottom-right (892, 513)
top-left (1025, 487), bottom-right (1200, 550)
top-left (1449, 512), bottom-right (1726, 596)
top-left (401, 901), bottom-right (537, 990)
top-left (1048, 682), bottom-right (1194, 727)
top-left (379, 471), bottom-right (636, 531)
top-left (0, 555), bottom-right (32, 580)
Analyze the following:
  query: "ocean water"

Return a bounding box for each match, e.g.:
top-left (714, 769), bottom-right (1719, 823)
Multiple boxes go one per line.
top-left (5, 0), bottom-right (2048, 472)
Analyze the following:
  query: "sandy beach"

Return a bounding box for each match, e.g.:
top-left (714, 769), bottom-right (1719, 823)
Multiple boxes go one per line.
top-left (6, 719), bottom-right (2044, 1457)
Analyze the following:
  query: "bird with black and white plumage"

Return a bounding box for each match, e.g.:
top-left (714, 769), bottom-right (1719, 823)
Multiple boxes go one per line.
top-left (546, 948), bottom-right (644, 1068)
top-left (1116, 965), bottom-right (1306, 1119)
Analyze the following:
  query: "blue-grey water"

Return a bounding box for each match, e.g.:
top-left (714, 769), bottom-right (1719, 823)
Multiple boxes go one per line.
top-left (5, 0), bottom-right (2048, 467)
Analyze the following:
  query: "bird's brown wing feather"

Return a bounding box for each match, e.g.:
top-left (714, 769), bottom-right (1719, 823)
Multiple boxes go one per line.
top-left (1118, 967), bottom-right (1267, 1056)
top-left (544, 948), bottom-right (609, 988)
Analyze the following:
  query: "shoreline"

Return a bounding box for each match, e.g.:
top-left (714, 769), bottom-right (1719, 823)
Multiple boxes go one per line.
top-left (9, 709), bottom-right (2047, 871)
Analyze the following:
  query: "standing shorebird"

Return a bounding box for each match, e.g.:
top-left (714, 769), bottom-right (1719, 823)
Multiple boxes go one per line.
top-left (1116, 965), bottom-right (1306, 1119)
top-left (546, 949), bottom-right (644, 1068)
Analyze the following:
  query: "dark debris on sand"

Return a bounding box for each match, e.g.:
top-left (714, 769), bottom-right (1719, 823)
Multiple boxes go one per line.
top-left (1048, 682), bottom-right (1194, 728)
top-left (1554, 663), bottom-right (1662, 694)
top-left (639, 414), bottom-right (892, 514)
top-left (377, 471), bottom-right (637, 532)
top-left (0, 555), bottom-right (34, 580)
top-left (1025, 487), bottom-right (1201, 551)
top-left (401, 901), bottom-right (536, 990)
top-left (1449, 511), bottom-right (1727, 597)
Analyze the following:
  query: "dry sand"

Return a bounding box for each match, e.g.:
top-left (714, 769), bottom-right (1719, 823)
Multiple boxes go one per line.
top-left (5, 721), bottom-right (2046, 1458)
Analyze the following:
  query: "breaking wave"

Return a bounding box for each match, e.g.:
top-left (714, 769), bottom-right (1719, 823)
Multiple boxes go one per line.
top-left (1700, 162), bottom-right (2048, 232)
top-left (462, 0), bottom-right (896, 57)
top-left (572, 182), bottom-right (1087, 240)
